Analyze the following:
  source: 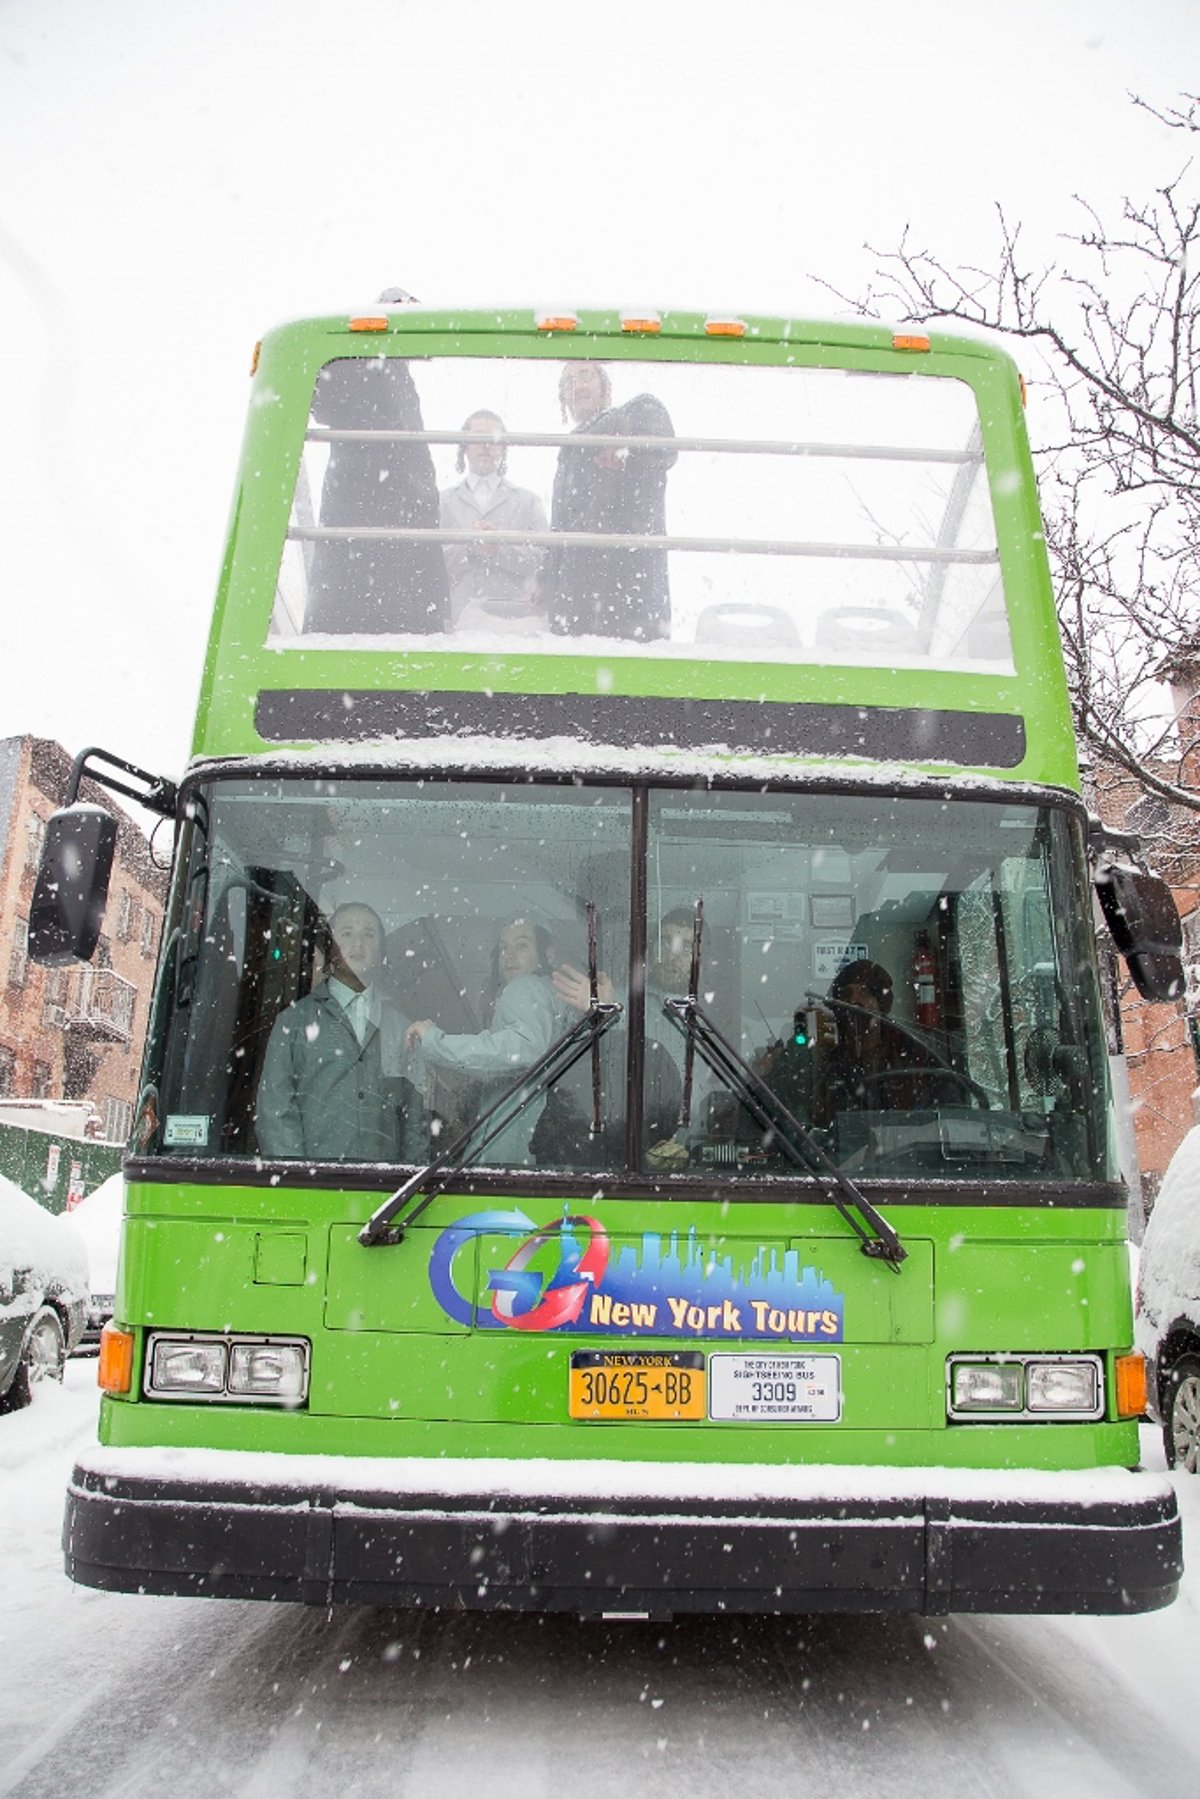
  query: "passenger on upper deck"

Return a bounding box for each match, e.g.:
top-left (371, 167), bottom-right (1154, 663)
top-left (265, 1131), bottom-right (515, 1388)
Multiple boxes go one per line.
top-left (405, 918), bottom-right (571, 1168)
top-left (304, 357), bottom-right (449, 634)
top-left (534, 362), bottom-right (677, 641)
top-left (257, 902), bottom-right (427, 1162)
top-left (439, 410), bottom-right (548, 630)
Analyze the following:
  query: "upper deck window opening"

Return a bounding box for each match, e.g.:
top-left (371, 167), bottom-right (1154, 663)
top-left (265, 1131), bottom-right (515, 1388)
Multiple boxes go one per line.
top-left (269, 355), bottom-right (1012, 675)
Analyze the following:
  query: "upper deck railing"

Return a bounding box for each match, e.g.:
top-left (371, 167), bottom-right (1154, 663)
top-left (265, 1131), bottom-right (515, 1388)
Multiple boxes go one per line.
top-left (191, 308), bottom-right (1077, 788)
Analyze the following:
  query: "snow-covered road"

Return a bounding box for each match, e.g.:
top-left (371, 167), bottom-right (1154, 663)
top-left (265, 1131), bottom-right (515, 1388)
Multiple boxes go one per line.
top-left (2, 1365), bottom-right (1197, 1799)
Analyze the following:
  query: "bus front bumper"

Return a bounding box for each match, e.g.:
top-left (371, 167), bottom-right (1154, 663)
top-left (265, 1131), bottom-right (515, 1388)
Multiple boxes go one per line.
top-left (64, 1446), bottom-right (1182, 1616)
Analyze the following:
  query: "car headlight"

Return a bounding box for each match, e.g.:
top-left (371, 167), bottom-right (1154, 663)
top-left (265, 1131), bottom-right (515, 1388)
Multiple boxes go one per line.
top-left (145, 1333), bottom-right (309, 1405)
top-left (947, 1354), bottom-right (1104, 1421)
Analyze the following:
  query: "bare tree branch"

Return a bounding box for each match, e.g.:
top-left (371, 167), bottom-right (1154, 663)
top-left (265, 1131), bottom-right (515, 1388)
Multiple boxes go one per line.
top-left (819, 94), bottom-right (1200, 819)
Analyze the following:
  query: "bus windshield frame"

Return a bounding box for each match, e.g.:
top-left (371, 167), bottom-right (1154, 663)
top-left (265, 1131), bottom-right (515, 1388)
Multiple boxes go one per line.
top-left (135, 766), bottom-right (1117, 1194)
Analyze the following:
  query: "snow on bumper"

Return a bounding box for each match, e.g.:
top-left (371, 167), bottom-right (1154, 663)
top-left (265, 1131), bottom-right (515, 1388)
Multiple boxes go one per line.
top-left (63, 1446), bottom-right (1183, 1617)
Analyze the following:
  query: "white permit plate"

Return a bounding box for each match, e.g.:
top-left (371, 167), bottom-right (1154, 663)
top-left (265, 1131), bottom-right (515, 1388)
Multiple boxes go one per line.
top-left (708, 1353), bottom-right (842, 1421)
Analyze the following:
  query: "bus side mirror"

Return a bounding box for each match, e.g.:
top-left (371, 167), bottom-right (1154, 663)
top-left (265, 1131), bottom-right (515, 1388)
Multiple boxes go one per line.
top-left (1093, 860), bottom-right (1185, 1004)
top-left (28, 804), bottom-right (119, 965)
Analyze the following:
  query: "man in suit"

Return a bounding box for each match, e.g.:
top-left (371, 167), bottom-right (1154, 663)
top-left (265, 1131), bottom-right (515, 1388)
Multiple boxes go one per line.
top-left (256, 903), bottom-right (426, 1163)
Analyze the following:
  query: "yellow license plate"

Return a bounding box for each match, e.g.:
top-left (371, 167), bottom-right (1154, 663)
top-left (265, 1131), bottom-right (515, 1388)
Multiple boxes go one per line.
top-left (569, 1350), bottom-right (707, 1420)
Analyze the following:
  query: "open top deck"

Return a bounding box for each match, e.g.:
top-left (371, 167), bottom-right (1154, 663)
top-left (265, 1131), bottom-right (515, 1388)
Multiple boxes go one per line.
top-left (197, 305), bottom-right (1075, 787)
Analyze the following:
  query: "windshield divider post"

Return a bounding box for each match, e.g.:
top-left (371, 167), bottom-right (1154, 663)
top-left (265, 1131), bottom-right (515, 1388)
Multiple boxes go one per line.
top-left (586, 900), bottom-right (603, 1137)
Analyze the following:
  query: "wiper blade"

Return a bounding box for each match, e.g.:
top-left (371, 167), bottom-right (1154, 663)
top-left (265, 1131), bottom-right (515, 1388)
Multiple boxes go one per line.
top-left (661, 994), bottom-right (907, 1270)
top-left (359, 999), bottom-right (622, 1247)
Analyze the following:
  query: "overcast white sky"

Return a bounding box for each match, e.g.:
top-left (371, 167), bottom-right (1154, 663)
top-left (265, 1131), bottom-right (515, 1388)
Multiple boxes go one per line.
top-left (1, 0), bottom-right (1196, 783)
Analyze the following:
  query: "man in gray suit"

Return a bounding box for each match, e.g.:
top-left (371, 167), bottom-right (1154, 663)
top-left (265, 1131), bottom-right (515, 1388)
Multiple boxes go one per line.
top-left (257, 903), bottom-right (426, 1163)
top-left (439, 409), bottom-right (548, 628)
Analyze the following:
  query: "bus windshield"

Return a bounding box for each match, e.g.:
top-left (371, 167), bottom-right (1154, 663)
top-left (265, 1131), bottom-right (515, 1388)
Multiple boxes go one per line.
top-left (269, 356), bottom-right (1009, 674)
top-left (142, 777), bottom-right (1114, 1186)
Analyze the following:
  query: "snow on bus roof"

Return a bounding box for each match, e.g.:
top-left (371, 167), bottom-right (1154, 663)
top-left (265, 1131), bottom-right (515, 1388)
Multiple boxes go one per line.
top-left (211, 736), bottom-right (1038, 793)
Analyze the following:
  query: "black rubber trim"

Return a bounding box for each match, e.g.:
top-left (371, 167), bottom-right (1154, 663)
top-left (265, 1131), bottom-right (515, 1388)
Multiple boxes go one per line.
top-left (120, 1158), bottom-right (1130, 1210)
top-left (64, 1462), bottom-right (1181, 1616)
top-left (254, 689), bottom-right (1027, 768)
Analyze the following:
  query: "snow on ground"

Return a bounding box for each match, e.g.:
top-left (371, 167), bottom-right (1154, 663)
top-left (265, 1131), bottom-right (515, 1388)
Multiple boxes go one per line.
top-left (1, 1367), bottom-right (1198, 1798)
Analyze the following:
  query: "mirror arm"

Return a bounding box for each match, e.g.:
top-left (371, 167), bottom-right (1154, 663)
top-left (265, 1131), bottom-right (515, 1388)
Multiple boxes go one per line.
top-left (66, 746), bottom-right (178, 820)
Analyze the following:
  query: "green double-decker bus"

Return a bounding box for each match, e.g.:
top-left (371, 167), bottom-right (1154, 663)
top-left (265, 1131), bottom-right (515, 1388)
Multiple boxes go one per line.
top-left (41, 303), bottom-right (1186, 1615)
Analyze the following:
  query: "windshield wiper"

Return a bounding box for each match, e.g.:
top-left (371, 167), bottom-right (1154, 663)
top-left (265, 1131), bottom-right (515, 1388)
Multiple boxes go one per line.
top-left (663, 901), bottom-right (906, 1270)
top-left (360, 904), bottom-right (621, 1248)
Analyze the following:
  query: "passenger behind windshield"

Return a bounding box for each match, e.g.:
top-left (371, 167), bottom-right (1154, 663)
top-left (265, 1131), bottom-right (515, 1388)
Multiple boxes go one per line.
top-left (406, 918), bottom-right (571, 1168)
top-left (257, 903), bottom-right (428, 1162)
top-left (809, 958), bottom-right (941, 1125)
top-left (304, 358), bottom-right (449, 634)
top-left (439, 410), bottom-right (547, 630)
top-left (533, 361), bottom-right (677, 641)
top-left (553, 907), bottom-right (713, 1167)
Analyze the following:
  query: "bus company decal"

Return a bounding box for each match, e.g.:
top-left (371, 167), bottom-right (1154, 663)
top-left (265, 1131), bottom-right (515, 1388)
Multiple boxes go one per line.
top-left (427, 1210), bottom-right (845, 1341)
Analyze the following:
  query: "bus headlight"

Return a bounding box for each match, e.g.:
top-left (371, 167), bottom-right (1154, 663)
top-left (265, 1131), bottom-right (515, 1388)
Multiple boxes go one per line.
top-left (947, 1354), bottom-right (1104, 1421)
top-left (950, 1361), bottom-right (1024, 1412)
top-left (145, 1333), bottom-right (309, 1405)
top-left (228, 1340), bottom-right (307, 1401)
top-left (1026, 1359), bottom-right (1099, 1413)
top-left (150, 1338), bottom-right (226, 1394)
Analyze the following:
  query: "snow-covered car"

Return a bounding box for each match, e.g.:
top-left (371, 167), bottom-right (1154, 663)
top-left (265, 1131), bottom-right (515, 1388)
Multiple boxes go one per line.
top-left (65, 1173), bottom-right (123, 1350)
top-left (0, 1173), bottom-right (88, 1411)
top-left (1135, 1125), bottom-right (1200, 1474)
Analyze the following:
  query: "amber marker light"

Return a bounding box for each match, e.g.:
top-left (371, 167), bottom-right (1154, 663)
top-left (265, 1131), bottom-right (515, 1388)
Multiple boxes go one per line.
top-left (249, 340), bottom-right (261, 377)
top-left (535, 311), bottom-right (579, 332)
top-left (892, 333), bottom-right (931, 352)
top-left (98, 1323), bottom-right (135, 1396)
top-left (348, 315), bottom-right (389, 332)
top-left (1114, 1351), bottom-right (1148, 1419)
top-left (705, 315), bottom-right (747, 337)
top-left (620, 310), bottom-right (662, 334)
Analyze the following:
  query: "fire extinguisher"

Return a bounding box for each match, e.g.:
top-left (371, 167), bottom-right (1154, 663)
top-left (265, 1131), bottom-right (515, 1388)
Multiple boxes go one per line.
top-left (912, 931), bottom-right (940, 1030)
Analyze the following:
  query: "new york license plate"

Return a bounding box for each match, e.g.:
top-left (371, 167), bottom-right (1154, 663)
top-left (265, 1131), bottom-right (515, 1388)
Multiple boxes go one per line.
top-left (569, 1350), bottom-right (707, 1420)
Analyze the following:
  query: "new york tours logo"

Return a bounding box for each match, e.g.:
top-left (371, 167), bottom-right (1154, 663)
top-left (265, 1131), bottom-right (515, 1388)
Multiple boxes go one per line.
top-left (428, 1210), bottom-right (844, 1341)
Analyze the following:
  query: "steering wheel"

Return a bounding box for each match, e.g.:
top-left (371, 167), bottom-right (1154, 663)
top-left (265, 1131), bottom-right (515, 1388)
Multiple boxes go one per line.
top-left (856, 1065), bottom-right (991, 1109)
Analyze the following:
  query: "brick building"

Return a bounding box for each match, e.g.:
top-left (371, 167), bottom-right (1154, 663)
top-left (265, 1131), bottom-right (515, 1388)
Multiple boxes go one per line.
top-left (1089, 646), bottom-right (1200, 1214)
top-left (0, 736), bottom-right (168, 1145)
